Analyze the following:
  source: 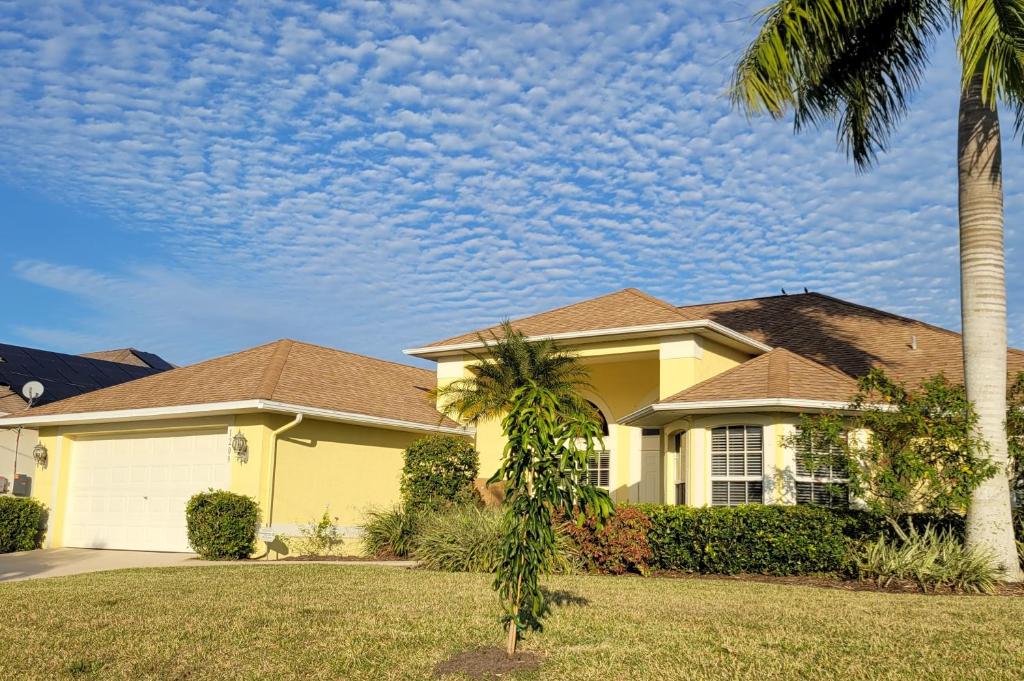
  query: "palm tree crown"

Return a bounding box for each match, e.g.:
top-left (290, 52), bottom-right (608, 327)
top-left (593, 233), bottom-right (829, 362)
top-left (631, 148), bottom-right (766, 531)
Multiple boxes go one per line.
top-left (731, 0), bottom-right (1024, 168)
top-left (432, 321), bottom-right (595, 424)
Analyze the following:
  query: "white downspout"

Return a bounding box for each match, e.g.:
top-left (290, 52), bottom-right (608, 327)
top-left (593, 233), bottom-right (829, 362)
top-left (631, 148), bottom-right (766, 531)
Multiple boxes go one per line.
top-left (265, 413), bottom-right (303, 528)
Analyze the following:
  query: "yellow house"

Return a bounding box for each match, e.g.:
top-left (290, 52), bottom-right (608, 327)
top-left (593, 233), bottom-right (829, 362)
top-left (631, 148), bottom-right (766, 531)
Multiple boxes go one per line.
top-left (3, 287), bottom-right (1023, 554)
top-left (0, 340), bottom-right (469, 553)
top-left (406, 288), bottom-right (1024, 508)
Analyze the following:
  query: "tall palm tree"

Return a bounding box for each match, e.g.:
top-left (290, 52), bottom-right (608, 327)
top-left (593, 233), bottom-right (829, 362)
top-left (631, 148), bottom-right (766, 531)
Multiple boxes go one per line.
top-left (732, 0), bottom-right (1022, 579)
top-left (432, 321), bottom-right (596, 424)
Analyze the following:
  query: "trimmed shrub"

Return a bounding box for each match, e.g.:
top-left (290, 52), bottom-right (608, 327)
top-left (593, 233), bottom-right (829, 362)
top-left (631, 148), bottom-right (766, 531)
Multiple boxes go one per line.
top-left (361, 505), bottom-right (420, 559)
top-left (639, 504), bottom-right (850, 575)
top-left (855, 523), bottom-right (998, 593)
top-left (558, 506), bottom-right (653, 575)
top-left (0, 496), bottom-right (46, 553)
top-left (185, 490), bottom-right (260, 560)
top-left (400, 435), bottom-right (479, 511)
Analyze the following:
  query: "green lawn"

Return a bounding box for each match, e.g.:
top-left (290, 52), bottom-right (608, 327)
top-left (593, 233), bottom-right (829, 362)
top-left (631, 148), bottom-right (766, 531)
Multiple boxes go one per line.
top-left (2, 565), bottom-right (1023, 680)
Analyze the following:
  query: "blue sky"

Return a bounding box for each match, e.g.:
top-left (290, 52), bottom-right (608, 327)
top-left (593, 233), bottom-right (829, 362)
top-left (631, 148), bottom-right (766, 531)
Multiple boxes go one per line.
top-left (0, 1), bottom-right (1021, 367)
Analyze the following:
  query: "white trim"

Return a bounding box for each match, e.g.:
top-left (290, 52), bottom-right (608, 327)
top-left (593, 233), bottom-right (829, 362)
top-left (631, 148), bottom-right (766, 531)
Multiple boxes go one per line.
top-left (404, 320), bottom-right (772, 357)
top-left (620, 398), bottom-right (857, 424)
top-left (0, 399), bottom-right (474, 436)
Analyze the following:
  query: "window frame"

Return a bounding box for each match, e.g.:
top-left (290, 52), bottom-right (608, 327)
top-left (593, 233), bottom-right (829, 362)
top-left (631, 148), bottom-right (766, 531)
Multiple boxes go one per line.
top-left (793, 428), bottom-right (850, 508)
top-left (710, 424), bottom-right (764, 506)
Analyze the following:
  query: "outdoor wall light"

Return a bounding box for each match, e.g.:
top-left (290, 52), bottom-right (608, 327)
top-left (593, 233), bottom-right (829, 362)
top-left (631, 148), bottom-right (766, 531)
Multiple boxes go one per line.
top-left (231, 431), bottom-right (249, 463)
top-left (32, 443), bottom-right (48, 467)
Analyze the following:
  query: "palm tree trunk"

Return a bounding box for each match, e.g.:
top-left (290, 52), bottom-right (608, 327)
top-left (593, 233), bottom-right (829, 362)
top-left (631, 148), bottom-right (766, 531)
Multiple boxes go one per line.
top-left (958, 75), bottom-right (1023, 581)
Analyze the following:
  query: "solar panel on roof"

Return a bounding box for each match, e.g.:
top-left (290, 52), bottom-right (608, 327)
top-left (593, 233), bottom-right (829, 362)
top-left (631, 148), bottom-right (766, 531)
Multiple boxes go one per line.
top-left (131, 350), bottom-right (174, 371)
top-left (0, 342), bottom-right (172, 407)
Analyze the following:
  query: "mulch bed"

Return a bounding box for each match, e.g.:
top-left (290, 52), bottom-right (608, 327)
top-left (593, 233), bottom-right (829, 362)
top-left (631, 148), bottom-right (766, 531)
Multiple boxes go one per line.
top-left (650, 571), bottom-right (1024, 596)
top-left (434, 647), bottom-right (541, 679)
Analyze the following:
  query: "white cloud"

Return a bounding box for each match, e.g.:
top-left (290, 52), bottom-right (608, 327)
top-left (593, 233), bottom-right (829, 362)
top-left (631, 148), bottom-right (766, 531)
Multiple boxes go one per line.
top-left (0, 0), bottom-right (1021, 365)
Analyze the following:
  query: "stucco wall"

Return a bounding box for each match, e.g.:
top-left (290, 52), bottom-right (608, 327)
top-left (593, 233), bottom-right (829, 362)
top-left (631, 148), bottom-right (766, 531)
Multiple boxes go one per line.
top-left (32, 414), bottom-right (459, 555)
top-left (0, 426), bottom-right (37, 495)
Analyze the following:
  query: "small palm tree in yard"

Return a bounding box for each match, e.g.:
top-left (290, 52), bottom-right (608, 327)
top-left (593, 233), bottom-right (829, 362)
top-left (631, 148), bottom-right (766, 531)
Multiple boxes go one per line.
top-left (733, 0), bottom-right (1024, 580)
top-left (433, 323), bottom-right (613, 656)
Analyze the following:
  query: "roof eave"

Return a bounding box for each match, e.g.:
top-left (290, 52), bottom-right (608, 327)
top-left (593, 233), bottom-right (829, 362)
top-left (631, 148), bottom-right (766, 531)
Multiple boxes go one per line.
top-left (619, 398), bottom-right (858, 427)
top-left (0, 399), bottom-right (474, 436)
top-left (405, 320), bottom-right (772, 359)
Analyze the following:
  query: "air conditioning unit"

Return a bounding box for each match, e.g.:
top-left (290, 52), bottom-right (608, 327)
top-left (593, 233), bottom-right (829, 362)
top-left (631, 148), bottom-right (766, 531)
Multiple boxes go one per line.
top-left (12, 474), bottom-right (31, 497)
top-left (0, 476), bottom-right (8, 494)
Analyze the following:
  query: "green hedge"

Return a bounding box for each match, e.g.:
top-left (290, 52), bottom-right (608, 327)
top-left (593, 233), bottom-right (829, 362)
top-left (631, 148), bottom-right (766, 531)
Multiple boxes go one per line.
top-left (637, 504), bottom-right (976, 576)
top-left (638, 504), bottom-right (851, 575)
top-left (185, 490), bottom-right (260, 560)
top-left (0, 496), bottom-right (46, 553)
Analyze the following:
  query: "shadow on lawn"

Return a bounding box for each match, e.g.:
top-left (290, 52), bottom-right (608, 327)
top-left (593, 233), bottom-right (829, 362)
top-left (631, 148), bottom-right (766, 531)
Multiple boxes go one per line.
top-left (539, 587), bottom-right (589, 614)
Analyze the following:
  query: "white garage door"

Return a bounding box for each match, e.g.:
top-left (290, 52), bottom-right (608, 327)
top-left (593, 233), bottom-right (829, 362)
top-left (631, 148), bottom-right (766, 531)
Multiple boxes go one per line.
top-left (64, 431), bottom-right (230, 552)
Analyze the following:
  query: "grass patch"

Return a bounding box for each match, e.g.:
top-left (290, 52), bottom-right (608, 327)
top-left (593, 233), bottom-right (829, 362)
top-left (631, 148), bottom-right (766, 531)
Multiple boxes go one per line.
top-left (2, 565), bottom-right (1023, 680)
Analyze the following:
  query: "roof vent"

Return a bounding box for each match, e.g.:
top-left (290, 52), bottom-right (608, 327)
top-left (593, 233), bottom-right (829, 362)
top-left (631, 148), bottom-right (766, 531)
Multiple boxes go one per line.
top-left (910, 335), bottom-right (918, 351)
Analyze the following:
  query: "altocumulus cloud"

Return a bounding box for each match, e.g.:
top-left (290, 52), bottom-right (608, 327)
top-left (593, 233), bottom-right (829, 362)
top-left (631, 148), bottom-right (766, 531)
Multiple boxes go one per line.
top-left (0, 0), bottom-right (1021, 363)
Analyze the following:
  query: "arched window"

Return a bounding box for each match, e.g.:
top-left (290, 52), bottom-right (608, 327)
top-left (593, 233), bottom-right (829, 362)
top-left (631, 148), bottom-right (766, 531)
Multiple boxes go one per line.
top-left (586, 401), bottom-right (609, 436)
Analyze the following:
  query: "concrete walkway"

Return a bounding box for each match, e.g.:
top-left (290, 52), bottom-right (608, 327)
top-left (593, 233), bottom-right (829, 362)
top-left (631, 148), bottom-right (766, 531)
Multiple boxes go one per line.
top-left (0, 548), bottom-right (416, 583)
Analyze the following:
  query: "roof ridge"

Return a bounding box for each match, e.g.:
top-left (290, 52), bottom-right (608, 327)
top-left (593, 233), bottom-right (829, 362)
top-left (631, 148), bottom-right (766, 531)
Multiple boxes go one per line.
top-left (256, 340), bottom-right (295, 400)
top-left (623, 287), bottom-right (690, 318)
top-left (675, 291), bottom-right (805, 310)
top-left (285, 339), bottom-right (436, 377)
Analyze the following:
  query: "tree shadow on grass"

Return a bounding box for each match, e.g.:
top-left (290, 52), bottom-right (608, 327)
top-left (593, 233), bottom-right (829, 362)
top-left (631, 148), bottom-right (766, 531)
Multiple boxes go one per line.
top-left (538, 587), bottom-right (589, 618)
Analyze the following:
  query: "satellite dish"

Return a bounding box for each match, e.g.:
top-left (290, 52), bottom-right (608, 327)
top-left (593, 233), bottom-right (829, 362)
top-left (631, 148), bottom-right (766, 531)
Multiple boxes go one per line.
top-left (21, 381), bottom-right (45, 401)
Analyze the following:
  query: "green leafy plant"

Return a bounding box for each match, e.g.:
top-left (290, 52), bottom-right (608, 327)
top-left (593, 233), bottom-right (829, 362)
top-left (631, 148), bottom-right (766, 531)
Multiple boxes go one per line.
top-left (855, 522), bottom-right (998, 593)
top-left (0, 496), bottom-right (46, 553)
top-left (641, 504), bottom-right (852, 576)
top-left (557, 505), bottom-right (653, 575)
top-left (295, 509), bottom-right (343, 556)
top-left (400, 435), bottom-right (479, 512)
top-left (185, 490), bottom-right (260, 560)
top-left (1008, 372), bottom-right (1024, 506)
top-left (360, 505), bottom-right (420, 559)
top-left (433, 322), bottom-right (614, 656)
top-left (492, 384), bottom-right (613, 654)
top-left (785, 370), bottom-right (996, 519)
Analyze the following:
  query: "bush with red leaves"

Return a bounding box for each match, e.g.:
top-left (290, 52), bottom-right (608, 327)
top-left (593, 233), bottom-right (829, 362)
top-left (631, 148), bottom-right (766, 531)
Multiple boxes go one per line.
top-left (558, 505), bottom-right (653, 575)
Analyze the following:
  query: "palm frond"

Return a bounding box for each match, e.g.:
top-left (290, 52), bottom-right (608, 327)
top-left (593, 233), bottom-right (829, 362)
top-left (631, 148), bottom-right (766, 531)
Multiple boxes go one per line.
top-left (733, 0), bottom-right (945, 168)
top-left (431, 321), bottom-right (596, 425)
top-left (954, 0), bottom-right (1024, 135)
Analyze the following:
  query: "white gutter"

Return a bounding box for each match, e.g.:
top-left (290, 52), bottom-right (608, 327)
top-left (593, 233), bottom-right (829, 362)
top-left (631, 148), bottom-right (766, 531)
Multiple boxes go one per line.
top-left (619, 398), bottom-right (857, 424)
top-left (0, 399), bottom-right (474, 436)
top-left (404, 319), bottom-right (772, 357)
top-left (265, 413), bottom-right (303, 527)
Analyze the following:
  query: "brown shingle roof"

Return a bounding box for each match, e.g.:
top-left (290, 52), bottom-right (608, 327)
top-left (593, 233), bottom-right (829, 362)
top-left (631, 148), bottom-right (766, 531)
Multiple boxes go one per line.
top-left (660, 348), bottom-right (859, 404)
top-left (420, 288), bottom-right (700, 348)
top-left (24, 340), bottom-right (459, 429)
top-left (678, 292), bottom-right (1024, 387)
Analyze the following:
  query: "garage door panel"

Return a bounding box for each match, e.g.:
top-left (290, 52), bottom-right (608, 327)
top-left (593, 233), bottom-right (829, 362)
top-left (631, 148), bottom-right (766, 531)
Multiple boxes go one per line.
top-left (65, 431), bottom-right (228, 552)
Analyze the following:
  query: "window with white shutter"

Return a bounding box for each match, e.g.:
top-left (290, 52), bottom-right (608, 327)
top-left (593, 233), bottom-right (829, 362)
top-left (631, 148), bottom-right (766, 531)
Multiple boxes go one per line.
top-left (793, 429), bottom-right (849, 507)
top-left (586, 450), bottom-right (611, 489)
top-left (710, 425), bottom-right (763, 505)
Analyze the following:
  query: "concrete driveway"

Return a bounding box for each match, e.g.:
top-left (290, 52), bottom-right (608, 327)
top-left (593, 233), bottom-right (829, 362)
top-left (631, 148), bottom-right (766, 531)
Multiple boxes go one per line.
top-left (0, 548), bottom-right (198, 582)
